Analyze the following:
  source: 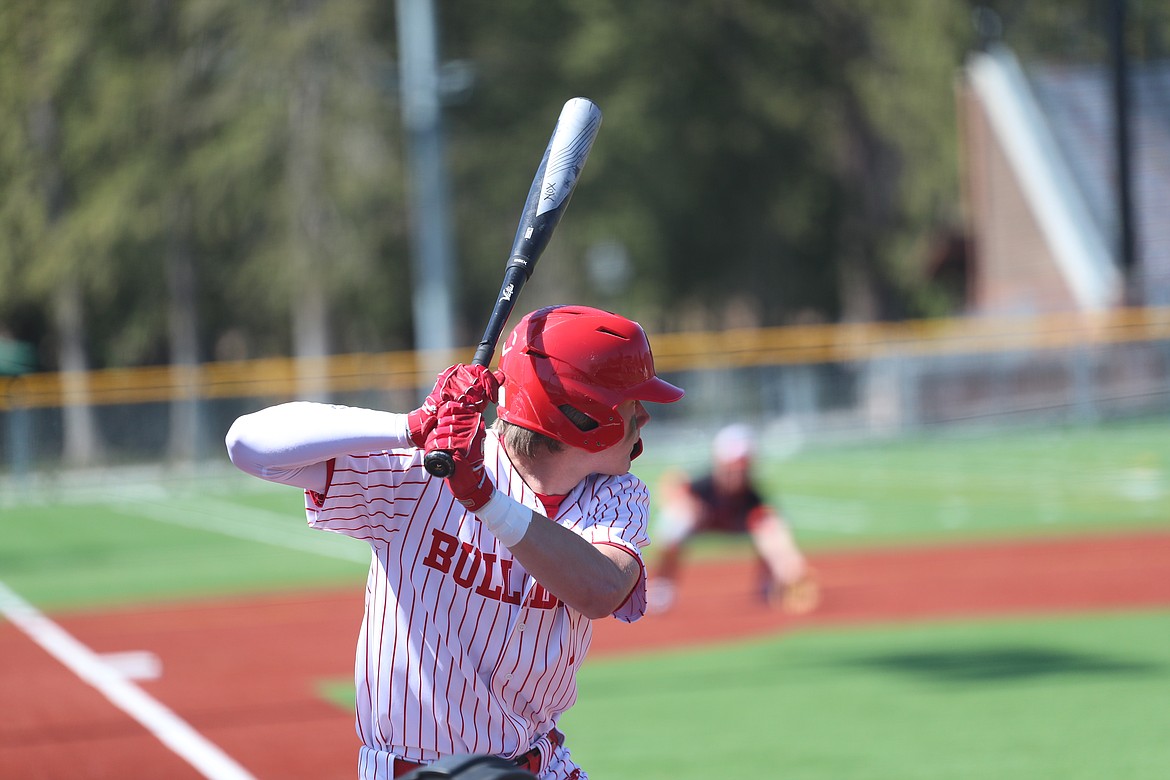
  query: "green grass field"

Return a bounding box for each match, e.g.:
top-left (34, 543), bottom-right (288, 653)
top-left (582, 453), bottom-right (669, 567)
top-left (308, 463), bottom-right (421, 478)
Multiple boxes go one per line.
top-left (2, 416), bottom-right (1168, 608)
top-left (760, 419), bottom-right (1170, 548)
top-left (633, 417), bottom-right (1170, 563)
top-left (2, 417), bottom-right (1168, 779)
top-left (560, 610), bottom-right (1170, 779)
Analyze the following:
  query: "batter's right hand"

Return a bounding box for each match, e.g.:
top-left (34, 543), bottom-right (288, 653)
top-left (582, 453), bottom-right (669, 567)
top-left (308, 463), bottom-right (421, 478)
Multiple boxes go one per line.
top-left (407, 364), bottom-right (500, 448)
top-left (428, 399), bottom-right (495, 512)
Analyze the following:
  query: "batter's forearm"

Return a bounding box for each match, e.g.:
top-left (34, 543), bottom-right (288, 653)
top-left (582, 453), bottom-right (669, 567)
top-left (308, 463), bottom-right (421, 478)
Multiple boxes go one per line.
top-left (510, 516), bottom-right (640, 619)
top-left (470, 490), bottom-right (639, 618)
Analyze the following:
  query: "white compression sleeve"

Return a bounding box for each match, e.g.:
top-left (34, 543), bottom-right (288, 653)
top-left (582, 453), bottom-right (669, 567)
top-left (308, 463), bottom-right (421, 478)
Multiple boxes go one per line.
top-left (474, 491), bottom-right (533, 547)
top-left (225, 401), bottom-right (414, 492)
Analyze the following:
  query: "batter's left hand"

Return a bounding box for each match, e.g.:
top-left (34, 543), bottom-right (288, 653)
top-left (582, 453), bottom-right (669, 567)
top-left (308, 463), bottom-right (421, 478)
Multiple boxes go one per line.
top-left (407, 364), bottom-right (500, 447)
top-left (429, 400), bottom-right (495, 512)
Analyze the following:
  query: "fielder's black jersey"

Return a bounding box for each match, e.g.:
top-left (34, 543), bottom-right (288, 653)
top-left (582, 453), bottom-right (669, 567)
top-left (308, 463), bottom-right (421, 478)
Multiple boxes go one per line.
top-left (687, 474), bottom-right (767, 534)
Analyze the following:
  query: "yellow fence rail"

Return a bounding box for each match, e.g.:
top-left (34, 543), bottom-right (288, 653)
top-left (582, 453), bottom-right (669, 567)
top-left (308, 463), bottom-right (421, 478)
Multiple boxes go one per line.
top-left (3, 308), bottom-right (1170, 412)
top-left (649, 307), bottom-right (1170, 371)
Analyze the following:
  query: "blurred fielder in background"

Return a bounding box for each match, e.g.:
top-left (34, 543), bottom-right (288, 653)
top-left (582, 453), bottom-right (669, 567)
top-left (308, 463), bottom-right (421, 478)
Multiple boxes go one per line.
top-left (226, 305), bottom-right (683, 780)
top-left (647, 423), bottom-right (819, 615)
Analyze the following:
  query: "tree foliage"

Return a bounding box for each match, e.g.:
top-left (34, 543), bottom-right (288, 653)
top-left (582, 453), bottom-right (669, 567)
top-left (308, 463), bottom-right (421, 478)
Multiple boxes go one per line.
top-left (5, 0), bottom-right (1136, 374)
top-left (405, 1), bottom-right (978, 332)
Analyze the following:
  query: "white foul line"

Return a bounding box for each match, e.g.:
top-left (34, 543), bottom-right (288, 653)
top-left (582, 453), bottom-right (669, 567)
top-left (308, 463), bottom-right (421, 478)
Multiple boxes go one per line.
top-left (0, 579), bottom-right (257, 780)
top-left (115, 496), bottom-right (369, 563)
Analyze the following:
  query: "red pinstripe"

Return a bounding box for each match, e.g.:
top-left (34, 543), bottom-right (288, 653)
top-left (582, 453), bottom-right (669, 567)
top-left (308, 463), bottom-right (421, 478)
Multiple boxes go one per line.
top-left (305, 430), bottom-right (650, 777)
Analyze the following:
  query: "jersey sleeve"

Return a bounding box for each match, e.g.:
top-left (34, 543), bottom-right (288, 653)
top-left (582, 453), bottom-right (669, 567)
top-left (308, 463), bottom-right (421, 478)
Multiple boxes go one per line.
top-left (304, 447), bottom-right (428, 544)
top-left (574, 472), bottom-right (653, 623)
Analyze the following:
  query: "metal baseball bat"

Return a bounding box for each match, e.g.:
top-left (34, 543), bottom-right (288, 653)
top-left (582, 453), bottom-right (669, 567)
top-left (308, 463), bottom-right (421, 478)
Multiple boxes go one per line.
top-left (424, 97), bottom-right (603, 478)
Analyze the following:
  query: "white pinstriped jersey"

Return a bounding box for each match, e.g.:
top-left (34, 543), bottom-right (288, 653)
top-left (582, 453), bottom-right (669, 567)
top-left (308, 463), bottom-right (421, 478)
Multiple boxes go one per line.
top-left (304, 428), bottom-right (650, 779)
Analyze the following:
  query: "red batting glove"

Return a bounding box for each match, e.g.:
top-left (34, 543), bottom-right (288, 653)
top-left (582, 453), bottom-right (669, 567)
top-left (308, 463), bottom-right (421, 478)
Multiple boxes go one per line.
top-left (407, 364), bottom-right (500, 447)
top-left (428, 400), bottom-right (495, 512)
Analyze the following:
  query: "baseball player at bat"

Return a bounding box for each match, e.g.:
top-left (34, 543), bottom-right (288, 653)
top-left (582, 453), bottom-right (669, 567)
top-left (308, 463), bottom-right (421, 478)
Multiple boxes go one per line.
top-left (226, 304), bottom-right (684, 779)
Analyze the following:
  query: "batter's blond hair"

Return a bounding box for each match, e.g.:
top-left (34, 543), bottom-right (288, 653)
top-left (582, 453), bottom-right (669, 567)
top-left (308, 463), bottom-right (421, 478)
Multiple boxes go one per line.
top-left (493, 404), bottom-right (598, 459)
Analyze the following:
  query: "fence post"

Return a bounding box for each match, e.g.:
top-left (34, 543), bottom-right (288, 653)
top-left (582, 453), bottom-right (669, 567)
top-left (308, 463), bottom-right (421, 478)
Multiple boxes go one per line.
top-left (2, 378), bottom-right (32, 491)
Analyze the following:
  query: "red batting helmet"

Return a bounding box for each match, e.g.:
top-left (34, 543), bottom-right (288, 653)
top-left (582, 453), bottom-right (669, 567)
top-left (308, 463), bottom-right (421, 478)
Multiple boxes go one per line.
top-left (496, 305), bottom-right (684, 451)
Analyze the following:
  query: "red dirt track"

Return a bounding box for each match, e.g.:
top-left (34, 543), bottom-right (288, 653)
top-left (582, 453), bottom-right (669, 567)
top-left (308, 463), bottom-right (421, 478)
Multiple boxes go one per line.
top-left (3, 530), bottom-right (1169, 779)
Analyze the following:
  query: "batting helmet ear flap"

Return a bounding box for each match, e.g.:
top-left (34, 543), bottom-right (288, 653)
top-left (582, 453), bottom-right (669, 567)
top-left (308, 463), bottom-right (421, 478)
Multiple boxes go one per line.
top-left (496, 305), bottom-right (684, 451)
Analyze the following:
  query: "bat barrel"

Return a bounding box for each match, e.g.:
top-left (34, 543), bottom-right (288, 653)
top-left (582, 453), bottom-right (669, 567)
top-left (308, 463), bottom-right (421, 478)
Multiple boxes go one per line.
top-left (508, 98), bottom-right (602, 271)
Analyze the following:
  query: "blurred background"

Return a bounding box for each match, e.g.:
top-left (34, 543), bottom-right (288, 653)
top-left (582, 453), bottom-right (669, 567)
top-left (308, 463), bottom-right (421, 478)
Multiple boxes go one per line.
top-left (3, 6), bottom-right (1170, 779)
top-left (1, 0), bottom-right (1169, 479)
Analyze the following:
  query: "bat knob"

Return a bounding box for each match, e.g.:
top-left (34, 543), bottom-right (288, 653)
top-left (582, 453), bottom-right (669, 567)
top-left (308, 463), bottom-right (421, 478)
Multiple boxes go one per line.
top-left (424, 450), bottom-right (456, 478)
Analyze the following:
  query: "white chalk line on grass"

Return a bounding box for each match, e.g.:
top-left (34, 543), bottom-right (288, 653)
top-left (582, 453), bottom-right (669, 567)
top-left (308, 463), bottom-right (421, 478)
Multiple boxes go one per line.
top-left (114, 495), bottom-right (370, 564)
top-left (0, 579), bottom-right (257, 780)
